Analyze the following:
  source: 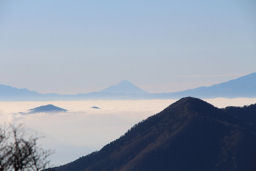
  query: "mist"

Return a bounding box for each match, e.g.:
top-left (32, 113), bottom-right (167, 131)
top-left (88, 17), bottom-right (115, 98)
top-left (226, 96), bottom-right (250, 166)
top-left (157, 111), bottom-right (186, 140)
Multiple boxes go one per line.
top-left (0, 98), bottom-right (255, 165)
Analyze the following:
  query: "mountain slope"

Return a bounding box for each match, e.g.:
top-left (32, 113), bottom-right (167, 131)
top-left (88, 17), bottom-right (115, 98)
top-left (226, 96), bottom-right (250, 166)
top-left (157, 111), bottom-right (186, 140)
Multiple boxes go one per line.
top-left (74, 80), bottom-right (149, 99)
top-left (0, 84), bottom-right (41, 100)
top-left (169, 72), bottom-right (256, 98)
top-left (101, 80), bottom-right (146, 94)
top-left (47, 97), bottom-right (256, 171)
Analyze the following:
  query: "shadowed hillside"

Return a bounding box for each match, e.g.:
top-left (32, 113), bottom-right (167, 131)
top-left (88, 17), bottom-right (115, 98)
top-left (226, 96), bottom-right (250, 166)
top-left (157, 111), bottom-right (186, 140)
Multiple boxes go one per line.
top-left (47, 97), bottom-right (256, 171)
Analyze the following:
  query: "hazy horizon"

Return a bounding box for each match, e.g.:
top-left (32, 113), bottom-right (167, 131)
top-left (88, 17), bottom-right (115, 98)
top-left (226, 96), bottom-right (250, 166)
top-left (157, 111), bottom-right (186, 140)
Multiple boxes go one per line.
top-left (0, 72), bottom-right (255, 95)
top-left (1, 0), bottom-right (255, 94)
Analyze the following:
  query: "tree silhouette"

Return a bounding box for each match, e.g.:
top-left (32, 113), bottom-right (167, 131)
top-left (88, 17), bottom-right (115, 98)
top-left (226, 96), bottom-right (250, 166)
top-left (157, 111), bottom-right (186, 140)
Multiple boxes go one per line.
top-left (0, 125), bottom-right (51, 171)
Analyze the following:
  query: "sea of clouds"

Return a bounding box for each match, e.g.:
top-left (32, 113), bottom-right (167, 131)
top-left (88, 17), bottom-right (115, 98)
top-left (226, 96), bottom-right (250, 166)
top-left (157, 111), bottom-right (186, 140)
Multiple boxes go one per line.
top-left (0, 98), bottom-right (255, 166)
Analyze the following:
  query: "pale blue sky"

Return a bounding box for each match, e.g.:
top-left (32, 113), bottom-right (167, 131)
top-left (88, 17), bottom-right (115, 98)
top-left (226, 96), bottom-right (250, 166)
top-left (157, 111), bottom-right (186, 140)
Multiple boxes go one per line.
top-left (0, 0), bottom-right (255, 94)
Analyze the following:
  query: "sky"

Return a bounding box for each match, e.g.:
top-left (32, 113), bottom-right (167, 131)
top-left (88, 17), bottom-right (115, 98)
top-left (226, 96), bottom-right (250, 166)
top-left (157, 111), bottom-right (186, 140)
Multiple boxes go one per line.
top-left (0, 0), bottom-right (255, 94)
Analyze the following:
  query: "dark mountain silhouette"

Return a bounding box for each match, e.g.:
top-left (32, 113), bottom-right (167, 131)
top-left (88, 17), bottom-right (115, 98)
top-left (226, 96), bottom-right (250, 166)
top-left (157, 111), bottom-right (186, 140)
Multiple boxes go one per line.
top-left (28, 104), bottom-right (67, 113)
top-left (47, 97), bottom-right (256, 171)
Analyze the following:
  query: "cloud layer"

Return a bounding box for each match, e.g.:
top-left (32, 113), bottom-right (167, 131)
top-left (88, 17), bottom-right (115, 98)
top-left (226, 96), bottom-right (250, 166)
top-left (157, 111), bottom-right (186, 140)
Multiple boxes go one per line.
top-left (0, 98), bottom-right (255, 165)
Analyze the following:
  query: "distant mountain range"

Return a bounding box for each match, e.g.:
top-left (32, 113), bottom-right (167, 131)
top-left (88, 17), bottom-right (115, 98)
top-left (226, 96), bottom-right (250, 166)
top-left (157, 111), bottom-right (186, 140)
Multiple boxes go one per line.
top-left (46, 97), bottom-right (256, 171)
top-left (0, 84), bottom-right (40, 100)
top-left (167, 72), bottom-right (256, 98)
top-left (1, 73), bottom-right (256, 100)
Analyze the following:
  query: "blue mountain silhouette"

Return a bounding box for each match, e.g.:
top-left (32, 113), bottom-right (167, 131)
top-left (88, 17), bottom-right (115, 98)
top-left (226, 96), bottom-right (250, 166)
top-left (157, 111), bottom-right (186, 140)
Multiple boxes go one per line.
top-left (28, 104), bottom-right (67, 113)
top-left (0, 72), bottom-right (256, 100)
top-left (168, 72), bottom-right (256, 98)
top-left (0, 84), bottom-right (40, 99)
top-left (101, 80), bottom-right (146, 94)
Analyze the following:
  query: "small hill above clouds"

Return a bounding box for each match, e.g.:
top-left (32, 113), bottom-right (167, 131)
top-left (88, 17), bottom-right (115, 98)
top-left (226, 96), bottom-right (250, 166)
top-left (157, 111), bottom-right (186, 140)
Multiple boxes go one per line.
top-left (28, 104), bottom-right (67, 114)
top-left (91, 106), bottom-right (101, 109)
top-left (47, 97), bottom-right (256, 171)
